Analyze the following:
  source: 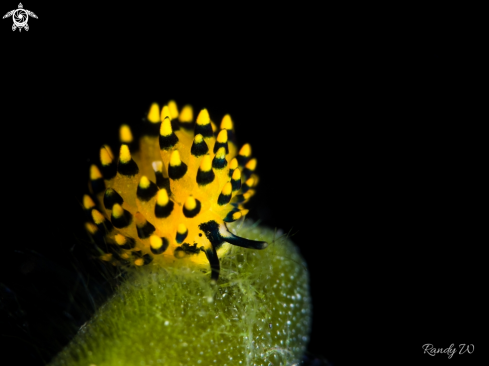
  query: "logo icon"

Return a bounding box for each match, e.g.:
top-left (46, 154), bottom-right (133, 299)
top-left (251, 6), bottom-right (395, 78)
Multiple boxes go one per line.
top-left (3, 3), bottom-right (37, 32)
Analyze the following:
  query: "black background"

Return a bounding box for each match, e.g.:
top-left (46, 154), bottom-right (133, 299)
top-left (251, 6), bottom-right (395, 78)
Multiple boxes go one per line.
top-left (0, 4), bottom-right (484, 366)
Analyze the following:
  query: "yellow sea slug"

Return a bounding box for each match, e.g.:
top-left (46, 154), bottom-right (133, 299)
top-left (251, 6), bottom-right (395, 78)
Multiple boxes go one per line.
top-left (84, 101), bottom-right (267, 280)
top-left (49, 100), bottom-right (312, 366)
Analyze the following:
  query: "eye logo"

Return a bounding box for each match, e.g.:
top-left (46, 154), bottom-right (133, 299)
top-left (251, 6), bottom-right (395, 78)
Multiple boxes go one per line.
top-left (3, 3), bottom-right (37, 32)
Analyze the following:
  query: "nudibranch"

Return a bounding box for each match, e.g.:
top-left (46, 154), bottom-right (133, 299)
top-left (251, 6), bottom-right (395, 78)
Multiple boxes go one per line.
top-left (83, 101), bottom-right (267, 280)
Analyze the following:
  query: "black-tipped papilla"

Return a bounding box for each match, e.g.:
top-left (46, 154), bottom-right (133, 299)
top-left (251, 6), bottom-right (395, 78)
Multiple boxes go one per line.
top-left (100, 160), bottom-right (117, 180)
top-left (191, 136), bottom-right (209, 157)
top-left (155, 199), bottom-right (174, 218)
top-left (240, 178), bottom-right (253, 193)
top-left (237, 154), bottom-right (251, 168)
top-left (137, 180), bottom-right (158, 201)
top-left (116, 235), bottom-right (136, 250)
top-left (213, 139), bottom-right (229, 154)
top-left (194, 122), bottom-right (214, 139)
top-left (142, 253), bottom-right (153, 265)
top-left (91, 210), bottom-right (114, 234)
top-left (136, 220), bottom-right (155, 239)
top-left (90, 177), bottom-right (105, 195)
top-left (153, 162), bottom-right (171, 194)
top-left (241, 159), bottom-right (256, 181)
top-left (168, 161), bottom-right (188, 180)
top-left (241, 167), bottom-right (254, 181)
top-left (176, 228), bottom-right (188, 244)
top-left (118, 158), bottom-right (139, 176)
top-left (150, 237), bottom-right (169, 255)
top-left (212, 153), bottom-right (227, 170)
top-left (159, 129), bottom-right (179, 151)
top-left (196, 168), bottom-right (215, 185)
top-left (183, 199), bottom-right (201, 218)
top-left (223, 209), bottom-right (241, 222)
top-left (231, 174), bottom-right (241, 192)
top-left (111, 208), bottom-right (133, 229)
top-left (217, 191), bottom-right (232, 206)
top-left (104, 188), bottom-right (124, 210)
top-left (230, 194), bottom-right (246, 204)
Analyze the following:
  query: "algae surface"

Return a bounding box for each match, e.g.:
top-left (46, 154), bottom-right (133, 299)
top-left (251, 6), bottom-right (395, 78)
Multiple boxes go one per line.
top-left (50, 222), bottom-right (311, 366)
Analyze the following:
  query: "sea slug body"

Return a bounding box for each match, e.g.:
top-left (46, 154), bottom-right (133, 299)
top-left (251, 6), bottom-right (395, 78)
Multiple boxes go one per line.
top-left (84, 101), bottom-right (267, 280)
